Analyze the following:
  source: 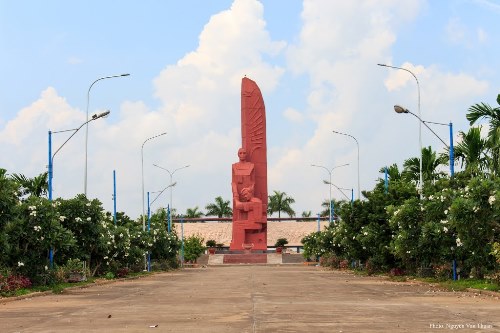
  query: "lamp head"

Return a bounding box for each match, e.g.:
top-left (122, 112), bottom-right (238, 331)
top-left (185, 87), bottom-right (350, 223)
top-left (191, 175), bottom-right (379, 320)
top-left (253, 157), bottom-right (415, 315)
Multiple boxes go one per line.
top-left (394, 105), bottom-right (409, 114)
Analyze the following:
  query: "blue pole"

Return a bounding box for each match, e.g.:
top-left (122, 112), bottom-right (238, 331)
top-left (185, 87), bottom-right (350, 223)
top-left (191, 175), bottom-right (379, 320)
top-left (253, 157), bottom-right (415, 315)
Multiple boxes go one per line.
top-left (351, 188), bottom-right (354, 205)
top-left (449, 122), bottom-right (457, 281)
top-left (167, 205), bottom-right (171, 232)
top-left (317, 213), bottom-right (320, 232)
top-left (48, 131), bottom-right (53, 269)
top-left (113, 170), bottom-right (117, 225)
top-left (384, 166), bottom-right (388, 194)
top-left (449, 122), bottom-right (454, 177)
top-left (48, 131), bottom-right (53, 201)
top-left (147, 192), bottom-right (151, 232)
top-left (180, 215), bottom-right (184, 267)
top-left (332, 201), bottom-right (335, 223)
top-left (147, 191), bottom-right (151, 272)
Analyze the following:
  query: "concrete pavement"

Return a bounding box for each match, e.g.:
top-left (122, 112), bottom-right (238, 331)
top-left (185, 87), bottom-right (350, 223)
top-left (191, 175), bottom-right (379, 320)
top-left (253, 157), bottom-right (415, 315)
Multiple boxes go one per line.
top-left (1, 265), bottom-right (499, 332)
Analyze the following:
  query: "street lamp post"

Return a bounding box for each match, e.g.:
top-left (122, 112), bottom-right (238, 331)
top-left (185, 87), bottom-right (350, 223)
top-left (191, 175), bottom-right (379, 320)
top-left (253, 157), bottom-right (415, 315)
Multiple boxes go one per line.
top-left (332, 130), bottom-right (360, 200)
top-left (48, 110), bottom-right (110, 268)
top-left (49, 110), bottom-right (111, 201)
top-left (84, 73), bottom-right (130, 197)
top-left (378, 63), bottom-right (423, 199)
top-left (153, 164), bottom-right (190, 227)
top-left (394, 105), bottom-right (454, 177)
top-left (311, 163), bottom-right (349, 223)
top-left (141, 132), bottom-right (167, 232)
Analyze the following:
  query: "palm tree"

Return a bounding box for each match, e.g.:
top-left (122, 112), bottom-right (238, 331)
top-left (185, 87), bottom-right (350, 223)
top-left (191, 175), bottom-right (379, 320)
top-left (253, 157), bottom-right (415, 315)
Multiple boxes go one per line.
top-left (379, 164), bottom-right (402, 181)
top-left (185, 206), bottom-right (203, 219)
top-left (467, 94), bottom-right (500, 175)
top-left (267, 190), bottom-right (295, 218)
top-left (444, 127), bottom-right (489, 176)
top-left (402, 146), bottom-right (447, 183)
top-left (205, 196), bottom-right (232, 218)
top-left (11, 172), bottom-right (48, 198)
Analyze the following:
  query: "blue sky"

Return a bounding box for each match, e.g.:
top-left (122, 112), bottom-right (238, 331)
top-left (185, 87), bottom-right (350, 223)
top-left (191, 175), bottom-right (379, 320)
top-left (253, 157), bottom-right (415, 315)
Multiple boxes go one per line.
top-left (1, 0), bottom-right (500, 219)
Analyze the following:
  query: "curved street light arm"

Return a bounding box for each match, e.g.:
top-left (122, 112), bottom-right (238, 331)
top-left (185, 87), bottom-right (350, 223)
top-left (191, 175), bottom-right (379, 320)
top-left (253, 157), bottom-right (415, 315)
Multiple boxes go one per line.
top-left (330, 163), bottom-right (349, 173)
top-left (405, 110), bottom-right (449, 148)
top-left (52, 110), bottom-right (110, 164)
top-left (141, 132), bottom-right (167, 230)
top-left (85, 73), bottom-right (130, 195)
top-left (150, 182), bottom-right (177, 207)
top-left (332, 130), bottom-right (360, 200)
top-left (323, 180), bottom-right (351, 201)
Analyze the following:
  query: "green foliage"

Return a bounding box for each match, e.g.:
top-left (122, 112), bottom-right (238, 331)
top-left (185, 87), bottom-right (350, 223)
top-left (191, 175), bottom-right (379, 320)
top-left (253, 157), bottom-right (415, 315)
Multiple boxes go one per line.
top-left (205, 239), bottom-right (217, 247)
top-left (274, 238), bottom-right (288, 247)
top-left (268, 190), bottom-right (295, 218)
top-left (205, 196), bottom-right (232, 218)
top-left (448, 177), bottom-right (499, 278)
top-left (183, 234), bottom-right (205, 263)
top-left (185, 206), bottom-right (204, 219)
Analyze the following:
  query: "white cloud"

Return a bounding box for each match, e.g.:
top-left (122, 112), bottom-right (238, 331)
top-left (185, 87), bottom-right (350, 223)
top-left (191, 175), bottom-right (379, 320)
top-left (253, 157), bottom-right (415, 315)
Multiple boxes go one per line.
top-left (1, 0), bottom-right (496, 219)
top-left (283, 107), bottom-right (303, 123)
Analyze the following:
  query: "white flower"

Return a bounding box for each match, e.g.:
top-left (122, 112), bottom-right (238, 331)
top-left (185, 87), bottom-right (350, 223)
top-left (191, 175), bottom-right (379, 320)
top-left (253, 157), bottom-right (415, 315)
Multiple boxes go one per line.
top-left (363, 232), bottom-right (368, 236)
top-left (488, 196), bottom-right (496, 205)
top-left (443, 227), bottom-right (448, 233)
top-left (86, 203), bottom-right (91, 207)
top-left (28, 205), bottom-right (36, 211)
top-left (59, 216), bottom-right (66, 222)
top-left (18, 261), bottom-right (24, 267)
top-left (30, 211), bottom-right (37, 217)
top-left (87, 217), bottom-right (91, 221)
top-left (34, 225), bottom-right (41, 232)
top-left (75, 217), bottom-right (82, 222)
top-left (119, 233), bottom-right (123, 238)
top-left (465, 186), bottom-right (469, 192)
top-left (444, 210), bottom-right (448, 215)
top-left (456, 238), bottom-right (463, 247)
top-left (406, 251), bottom-right (411, 254)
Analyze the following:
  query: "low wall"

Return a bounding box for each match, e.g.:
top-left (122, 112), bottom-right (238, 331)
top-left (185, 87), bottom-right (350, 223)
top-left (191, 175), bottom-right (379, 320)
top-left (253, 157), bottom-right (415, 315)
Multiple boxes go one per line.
top-left (172, 221), bottom-right (329, 246)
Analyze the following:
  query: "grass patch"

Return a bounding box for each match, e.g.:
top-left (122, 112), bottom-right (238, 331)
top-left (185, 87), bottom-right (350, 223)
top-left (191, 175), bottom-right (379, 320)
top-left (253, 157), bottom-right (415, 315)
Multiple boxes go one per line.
top-left (437, 279), bottom-right (500, 292)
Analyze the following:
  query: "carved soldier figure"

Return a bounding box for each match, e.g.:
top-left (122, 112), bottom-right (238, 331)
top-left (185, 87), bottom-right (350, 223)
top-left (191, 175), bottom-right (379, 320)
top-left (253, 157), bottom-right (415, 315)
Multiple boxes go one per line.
top-left (232, 148), bottom-right (263, 223)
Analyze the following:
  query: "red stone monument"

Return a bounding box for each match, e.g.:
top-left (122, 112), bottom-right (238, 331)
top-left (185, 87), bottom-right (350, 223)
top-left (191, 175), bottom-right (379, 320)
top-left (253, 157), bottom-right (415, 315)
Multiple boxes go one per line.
top-left (229, 77), bottom-right (268, 251)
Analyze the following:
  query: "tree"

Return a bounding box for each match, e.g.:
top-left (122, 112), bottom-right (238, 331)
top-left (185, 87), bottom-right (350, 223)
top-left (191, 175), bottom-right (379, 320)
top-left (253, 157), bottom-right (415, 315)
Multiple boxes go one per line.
top-left (11, 172), bottom-right (48, 199)
top-left (449, 127), bottom-right (489, 176)
top-left (467, 94), bottom-right (500, 175)
top-left (402, 146), bottom-right (447, 183)
top-left (379, 163), bottom-right (402, 182)
top-left (268, 190), bottom-right (295, 218)
top-left (185, 206), bottom-right (203, 219)
top-left (183, 234), bottom-right (205, 263)
top-left (205, 196), bottom-right (232, 218)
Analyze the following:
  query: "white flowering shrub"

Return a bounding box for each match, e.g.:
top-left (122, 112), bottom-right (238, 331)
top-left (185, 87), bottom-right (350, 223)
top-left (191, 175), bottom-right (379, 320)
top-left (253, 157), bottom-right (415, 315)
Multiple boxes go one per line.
top-left (4, 196), bottom-right (75, 281)
top-left (448, 177), bottom-right (499, 278)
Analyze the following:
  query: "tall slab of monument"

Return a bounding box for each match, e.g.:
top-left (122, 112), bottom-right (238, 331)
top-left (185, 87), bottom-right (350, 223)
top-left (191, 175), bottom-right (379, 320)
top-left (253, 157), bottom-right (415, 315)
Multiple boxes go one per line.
top-left (230, 77), bottom-right (268, 251)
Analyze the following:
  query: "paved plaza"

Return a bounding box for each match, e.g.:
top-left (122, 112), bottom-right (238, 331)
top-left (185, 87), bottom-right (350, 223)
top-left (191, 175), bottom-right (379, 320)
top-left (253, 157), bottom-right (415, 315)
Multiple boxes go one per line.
top-left (1, 265), bottom-right (499, 332)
